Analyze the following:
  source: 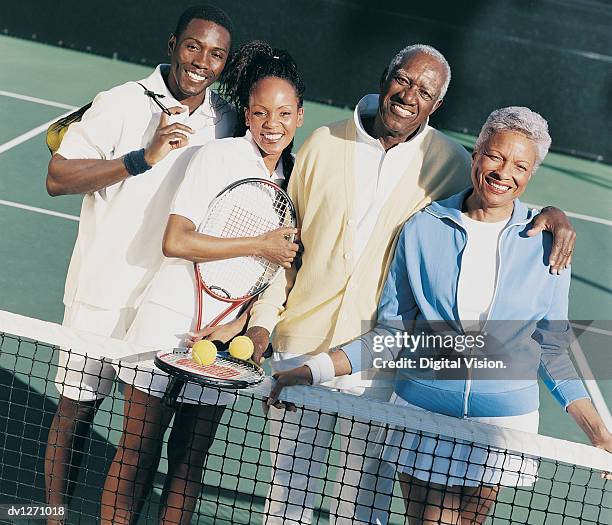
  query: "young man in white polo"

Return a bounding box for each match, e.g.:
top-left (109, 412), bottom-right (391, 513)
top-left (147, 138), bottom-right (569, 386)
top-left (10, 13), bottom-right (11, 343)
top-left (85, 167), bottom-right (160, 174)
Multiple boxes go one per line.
top-left (43, 5), bottom-right (236, 517)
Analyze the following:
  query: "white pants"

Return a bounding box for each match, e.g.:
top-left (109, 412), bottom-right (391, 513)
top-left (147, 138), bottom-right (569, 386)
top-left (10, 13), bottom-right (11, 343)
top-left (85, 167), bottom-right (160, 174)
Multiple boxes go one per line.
top-left (54, 302), bottom-right (137, 401)
top-left (264, 353), bottom-right (396, 525)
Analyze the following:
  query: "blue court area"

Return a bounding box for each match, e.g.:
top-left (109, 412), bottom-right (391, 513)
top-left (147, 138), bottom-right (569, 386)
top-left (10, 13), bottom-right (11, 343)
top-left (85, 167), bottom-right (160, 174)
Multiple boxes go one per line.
top-left (0, 35), bottom-right (610, 523)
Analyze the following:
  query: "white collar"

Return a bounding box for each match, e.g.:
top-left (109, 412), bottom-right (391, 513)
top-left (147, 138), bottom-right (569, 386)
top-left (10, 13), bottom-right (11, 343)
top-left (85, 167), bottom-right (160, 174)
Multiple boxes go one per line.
top-left (141, 65), bottom-right (219, 119)
top-left (353, 93), bottom-right (428, 148)
top-left (244, 130), bottom-right (285, 181)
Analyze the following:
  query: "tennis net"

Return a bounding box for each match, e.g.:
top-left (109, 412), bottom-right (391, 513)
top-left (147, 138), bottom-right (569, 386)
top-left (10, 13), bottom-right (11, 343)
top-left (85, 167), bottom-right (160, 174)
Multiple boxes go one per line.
top-left (0, 309), bottom-right (610, 524)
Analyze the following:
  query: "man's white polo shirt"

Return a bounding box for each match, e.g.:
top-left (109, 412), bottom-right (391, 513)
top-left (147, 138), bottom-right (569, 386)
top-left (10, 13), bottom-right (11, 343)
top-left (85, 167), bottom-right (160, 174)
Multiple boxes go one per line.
top-left (141, 131), bottom-right (284, 320)
top-left (352, 94), bottom-right (428, 261)
top-left (57, 65), bottom-right (235, 310)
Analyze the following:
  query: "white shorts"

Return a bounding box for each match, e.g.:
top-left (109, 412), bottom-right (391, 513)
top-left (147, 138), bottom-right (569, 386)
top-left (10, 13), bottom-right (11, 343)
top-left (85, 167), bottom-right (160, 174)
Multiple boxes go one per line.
top-left (120, 301), bottom-right (235, 405)
top-left (54, 302), bottom-right (137, 402)
top-left (383, 394), bottom-right (540, 487)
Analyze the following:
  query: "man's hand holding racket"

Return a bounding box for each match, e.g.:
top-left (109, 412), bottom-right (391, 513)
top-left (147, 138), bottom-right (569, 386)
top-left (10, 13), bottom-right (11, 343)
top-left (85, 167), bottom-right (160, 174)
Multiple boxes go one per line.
top-left (144, 107), bottom-right (193, 166)
top-left (244, 326), bottom-right (272, 365)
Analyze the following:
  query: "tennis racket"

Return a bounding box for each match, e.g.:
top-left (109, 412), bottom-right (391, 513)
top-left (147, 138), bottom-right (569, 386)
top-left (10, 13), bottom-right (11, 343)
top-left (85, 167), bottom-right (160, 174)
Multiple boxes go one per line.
top-left (159, 177), bottom-right (296, 405)
top-left (155, 343), bottom-right (264, 394)
top-left (193, 177), bottom-right (296, 330)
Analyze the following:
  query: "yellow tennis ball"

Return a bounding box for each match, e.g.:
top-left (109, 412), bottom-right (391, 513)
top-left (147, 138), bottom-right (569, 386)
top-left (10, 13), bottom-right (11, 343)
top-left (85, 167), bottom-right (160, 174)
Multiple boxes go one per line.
top-left (191, 340), bottom-right (217, 366)
top-left (229, 336), bottom-right (255, 361)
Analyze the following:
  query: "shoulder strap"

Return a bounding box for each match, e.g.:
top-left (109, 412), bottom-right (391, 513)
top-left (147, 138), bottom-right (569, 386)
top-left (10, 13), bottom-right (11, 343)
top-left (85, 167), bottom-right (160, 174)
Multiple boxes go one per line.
top-left (136, 81), bottom-right (171, 115)
top-left (46, 80), bottom-right (171, 155)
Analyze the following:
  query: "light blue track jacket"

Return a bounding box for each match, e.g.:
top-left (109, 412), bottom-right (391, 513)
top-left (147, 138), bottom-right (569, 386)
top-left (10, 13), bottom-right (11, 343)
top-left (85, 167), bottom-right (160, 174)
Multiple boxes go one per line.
top-left (343, 188), bottom-right (589, 418)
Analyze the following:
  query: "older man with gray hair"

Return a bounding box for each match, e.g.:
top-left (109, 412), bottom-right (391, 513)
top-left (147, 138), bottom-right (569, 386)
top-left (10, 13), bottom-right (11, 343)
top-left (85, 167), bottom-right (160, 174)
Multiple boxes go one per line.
top-left (244, 44), bottom-right (575, 524)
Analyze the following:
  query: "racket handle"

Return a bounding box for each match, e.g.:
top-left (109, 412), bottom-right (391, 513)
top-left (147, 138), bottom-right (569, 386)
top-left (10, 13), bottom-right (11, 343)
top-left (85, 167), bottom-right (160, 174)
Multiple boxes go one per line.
top-left (162, 377), bottom-right (185, 408)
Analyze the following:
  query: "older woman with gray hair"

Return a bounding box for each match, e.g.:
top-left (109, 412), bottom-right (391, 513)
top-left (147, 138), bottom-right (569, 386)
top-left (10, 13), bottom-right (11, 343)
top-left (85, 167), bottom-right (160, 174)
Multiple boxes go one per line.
top-left (269, 106), bottom-right (612, 524)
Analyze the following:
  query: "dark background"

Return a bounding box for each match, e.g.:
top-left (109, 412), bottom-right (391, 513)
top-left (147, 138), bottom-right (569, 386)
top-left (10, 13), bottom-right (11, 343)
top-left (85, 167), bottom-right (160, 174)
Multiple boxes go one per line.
top-left (2, 0), bottom-right (611, 162)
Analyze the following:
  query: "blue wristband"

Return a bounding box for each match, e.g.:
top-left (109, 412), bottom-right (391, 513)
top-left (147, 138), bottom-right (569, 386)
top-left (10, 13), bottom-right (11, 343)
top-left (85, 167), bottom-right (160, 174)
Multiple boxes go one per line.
top-left (123, 148), bottom-right (152, 176)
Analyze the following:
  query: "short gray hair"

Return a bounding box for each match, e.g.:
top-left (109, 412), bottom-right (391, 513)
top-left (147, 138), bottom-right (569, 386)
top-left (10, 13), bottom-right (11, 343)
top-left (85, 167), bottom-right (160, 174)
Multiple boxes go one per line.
top-left (386, 44), bottom-right (451, 100)
top-left (474, 107), bottom-right (552, 169)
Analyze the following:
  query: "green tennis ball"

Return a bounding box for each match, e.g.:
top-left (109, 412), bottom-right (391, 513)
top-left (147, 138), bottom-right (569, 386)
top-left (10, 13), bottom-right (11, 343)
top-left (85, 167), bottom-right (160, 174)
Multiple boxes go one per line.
top-left (229, 336), bottom-right (255, 361)
top-left (192, 340), bottom-right (217, 366)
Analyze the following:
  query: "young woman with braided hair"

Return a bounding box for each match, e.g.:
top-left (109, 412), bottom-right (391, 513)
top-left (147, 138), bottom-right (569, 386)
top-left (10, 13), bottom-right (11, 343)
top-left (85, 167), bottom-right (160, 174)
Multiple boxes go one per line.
top-left (220, 40), bottom-right (303, 177)
top-left (187, 40), bottom-right (306, 345)
top-left (100, 41), bottom-right (304, 525)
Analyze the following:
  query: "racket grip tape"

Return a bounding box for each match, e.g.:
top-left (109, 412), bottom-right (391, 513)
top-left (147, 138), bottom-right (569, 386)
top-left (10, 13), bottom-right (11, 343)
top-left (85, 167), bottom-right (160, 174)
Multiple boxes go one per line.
top-left (162, 377), bottom-right (185, 408)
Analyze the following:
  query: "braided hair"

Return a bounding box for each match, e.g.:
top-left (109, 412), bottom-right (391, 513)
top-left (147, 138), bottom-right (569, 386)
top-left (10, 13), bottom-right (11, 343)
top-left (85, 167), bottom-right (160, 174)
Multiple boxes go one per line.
top-left (218, 41), bottom-right (305, 181)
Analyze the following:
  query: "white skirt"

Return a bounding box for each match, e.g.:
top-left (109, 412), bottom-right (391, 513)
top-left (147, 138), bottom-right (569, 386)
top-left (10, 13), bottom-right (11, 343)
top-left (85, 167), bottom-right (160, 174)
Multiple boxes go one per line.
top-left (118, 301), bottom-right (235, 406)
top-left (382, 394), bottom-right (539, 487)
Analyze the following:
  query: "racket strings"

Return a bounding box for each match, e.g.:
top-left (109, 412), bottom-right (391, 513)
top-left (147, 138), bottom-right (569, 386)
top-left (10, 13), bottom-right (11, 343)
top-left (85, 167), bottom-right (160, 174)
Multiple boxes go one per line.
top-left (197, 181), bottom-right (295, 300)
top-left (161, 352), bottom-right (264, 386)
top-left (221, 206), bottom-right (280, 238)
top-left (203, 183), bottom-right (293, 236)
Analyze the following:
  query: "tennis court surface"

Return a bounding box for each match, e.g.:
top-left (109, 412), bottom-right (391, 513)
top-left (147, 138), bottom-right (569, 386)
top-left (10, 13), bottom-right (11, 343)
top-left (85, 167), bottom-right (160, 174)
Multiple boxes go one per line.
top-left (1, 35), bottom-right (611, 524)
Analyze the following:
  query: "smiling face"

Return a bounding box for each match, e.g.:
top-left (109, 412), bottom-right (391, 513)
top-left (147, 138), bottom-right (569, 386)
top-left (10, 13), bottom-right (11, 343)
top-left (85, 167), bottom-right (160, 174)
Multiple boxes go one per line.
top-left (374, 52), bottom-right (446, 147)
top-left (167, 18), bottom-right (231, 108)
top-left (470, 130), bottom-right (538, 214)
top-left (245, 76), bottom-right (304, 172)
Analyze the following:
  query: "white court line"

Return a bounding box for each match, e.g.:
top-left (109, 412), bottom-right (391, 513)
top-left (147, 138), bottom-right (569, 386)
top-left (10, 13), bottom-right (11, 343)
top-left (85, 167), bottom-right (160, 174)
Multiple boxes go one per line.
top-left (0, 90), bottom-right (77, 110)
top-left (0, 110), bottom-right (75, 154)
top-left (0, 199), bottom-right (79, 222)
top-left (570, 323), bottom-right (612, 430)
top-left (526, 202), bottom-right (612, 228)
top-left (571, 336), bottom-right (612, 431)
top-left (0, 201), bottom-right (609, 229)
top-left (562, 210), bottom-right (612, 228)
top-left (572, 322), bottom-right (612, 338)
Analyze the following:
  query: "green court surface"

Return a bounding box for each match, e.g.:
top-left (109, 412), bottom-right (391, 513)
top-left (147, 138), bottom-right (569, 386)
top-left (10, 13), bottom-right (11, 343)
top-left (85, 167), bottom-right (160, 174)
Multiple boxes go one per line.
top-left (0, 35), bottom-right (611, 523)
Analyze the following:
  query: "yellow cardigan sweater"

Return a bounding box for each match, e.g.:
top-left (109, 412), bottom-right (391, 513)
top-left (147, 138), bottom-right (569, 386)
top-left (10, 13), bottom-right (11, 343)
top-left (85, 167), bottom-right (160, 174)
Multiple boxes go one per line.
top-left (249, 118), bottom-right (471, 355)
